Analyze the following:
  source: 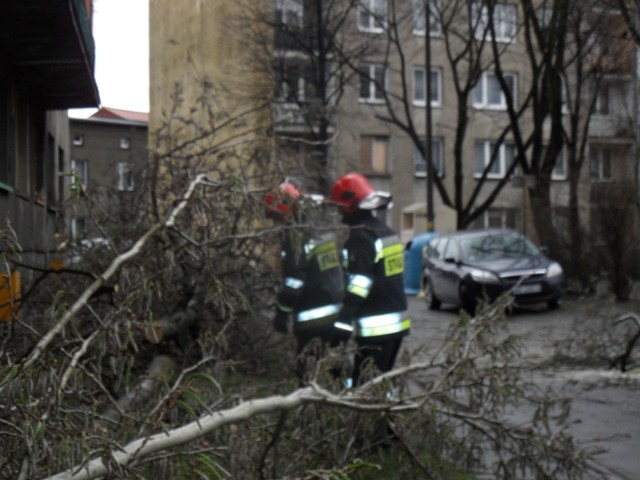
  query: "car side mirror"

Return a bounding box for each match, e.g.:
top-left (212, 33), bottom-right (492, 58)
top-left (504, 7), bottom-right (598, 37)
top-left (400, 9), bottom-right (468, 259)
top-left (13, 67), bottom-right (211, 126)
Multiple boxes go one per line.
top-left (444, 256), bottom-right (456, 264)
top-left (540, 246), bottom-right (550, 255)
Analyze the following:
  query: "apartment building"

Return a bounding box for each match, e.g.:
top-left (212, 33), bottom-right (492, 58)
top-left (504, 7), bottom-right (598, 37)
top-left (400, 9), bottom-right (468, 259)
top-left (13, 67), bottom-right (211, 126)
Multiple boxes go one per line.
top-left (150, 1), bottom-right (639, 247)
top-left (0, 2), bottom-right (100, 248)
top-left (69, 108), bottom-right (149, 240)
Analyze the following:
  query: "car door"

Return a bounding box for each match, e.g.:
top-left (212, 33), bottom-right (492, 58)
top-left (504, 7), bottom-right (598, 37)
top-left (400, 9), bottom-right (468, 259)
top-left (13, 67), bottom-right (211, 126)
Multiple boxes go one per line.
top-left (439, 236), bottom-right (462, 303)
top-left (426, 236), bottom-right (449, 301)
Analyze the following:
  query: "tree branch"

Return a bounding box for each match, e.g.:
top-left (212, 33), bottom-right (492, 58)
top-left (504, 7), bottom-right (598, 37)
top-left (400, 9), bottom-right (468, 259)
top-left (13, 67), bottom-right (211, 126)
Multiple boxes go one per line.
top-left (1, 174), bottom-right (217, 390)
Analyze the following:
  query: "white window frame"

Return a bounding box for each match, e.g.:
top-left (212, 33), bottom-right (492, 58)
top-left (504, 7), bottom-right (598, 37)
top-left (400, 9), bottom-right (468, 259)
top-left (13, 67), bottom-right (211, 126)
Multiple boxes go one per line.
top-left (415, 137), bottom-right (444, 178)
top-left (70, 159), bottom-right (88, 189)
top-left (473, 2), bottom-right (517, 43)
top-left (412, 0), bottom-right (442, 36)
top-left (474, 140), bottom-right (515, 179)
top-left (120, 137), bottom-right (131, 150)
top-left (413, 66), bottom-right (442, 107)
top-left (72, 135), bottom-right (84, 147)
top-left (275, 0), bottom-right (303, 28)
top-left (359, 64), bottom-right (387, 103)
top-left (473, 71), bottom-right (516, 110)
top-left (589, 146), bottom-right (612, 181)
top-left (358, 0), bottom-right (387, 33)
top-left (117, 162), bottom-right (135, 191)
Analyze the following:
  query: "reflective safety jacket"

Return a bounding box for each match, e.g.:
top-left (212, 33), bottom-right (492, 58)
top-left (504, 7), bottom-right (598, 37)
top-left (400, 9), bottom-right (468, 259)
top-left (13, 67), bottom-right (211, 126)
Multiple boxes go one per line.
top-left (276, 229), bottom-right (344, 334)
top-left (335, 215), bottom-right (411, 340)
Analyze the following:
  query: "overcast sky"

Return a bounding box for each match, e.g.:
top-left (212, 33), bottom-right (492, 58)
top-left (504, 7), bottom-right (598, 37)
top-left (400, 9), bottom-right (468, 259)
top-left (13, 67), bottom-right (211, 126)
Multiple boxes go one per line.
top-left (70, 0), bottom-right (149, 118)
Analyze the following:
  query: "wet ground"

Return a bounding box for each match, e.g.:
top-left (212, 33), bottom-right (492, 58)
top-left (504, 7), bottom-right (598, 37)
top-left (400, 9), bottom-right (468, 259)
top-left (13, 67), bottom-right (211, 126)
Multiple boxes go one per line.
top-left (404, 295), bottom-right (640, 479)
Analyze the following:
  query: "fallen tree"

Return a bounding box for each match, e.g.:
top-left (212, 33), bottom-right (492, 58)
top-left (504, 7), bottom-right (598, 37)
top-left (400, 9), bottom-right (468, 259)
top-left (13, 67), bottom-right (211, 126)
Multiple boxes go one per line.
top-left (0, 78), bottom-right (595, 479)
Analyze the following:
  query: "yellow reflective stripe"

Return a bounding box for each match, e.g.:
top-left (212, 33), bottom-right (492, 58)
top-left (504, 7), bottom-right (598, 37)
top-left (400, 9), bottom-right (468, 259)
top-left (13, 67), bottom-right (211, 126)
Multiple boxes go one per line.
top-left (356, 312), bottom-right (411, 337)
top-left (358, 312), bottom-right (402, 328)
top-left (296, 303), bottom-right (342, 322)
top-left (303, 239), bottom-right (339, 271)
top-left (347, 274), bottom-right (372, 298)
top-left (373, 236), bottom-right (404, 276)
top-left (358, 319), bottom-right (411, 337)
top-left (383, 244), bottom-right (403, 257)
top-left (316, 248), bottom-right (339, 271)
top-left (384, 252), bottom-right (404, 276)
top-left (313, 240), bottom-right (336, 255)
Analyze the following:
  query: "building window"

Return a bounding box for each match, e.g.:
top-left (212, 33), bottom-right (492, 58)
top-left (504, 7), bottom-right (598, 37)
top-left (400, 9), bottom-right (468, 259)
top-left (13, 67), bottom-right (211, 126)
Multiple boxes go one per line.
top-left (275, 0), bottom-right (303, 28)
top-left (589, 146), bottom-right (611, 181)
top-left (537, 6), bottom-right (553, 34)
top-left (73, 135), bottom-right (84, 147)
top-left (275, 62), bottom-right (309, 104)
top-left (117, 162), bottom-right (134, 191)
top-left (412, 0), bottom-right (442, 36)
top-left (470, 209), bottom-right (518, 229)
top-left (561, 77), bottom-right (570, 114)
top-left (359, 64), bottom-right (387, 103)
top-left (71, 217), bottom-right (87, 241)
top-left (473, 71), bottom-right (516, 110)
top-left (551, 149), bottom-right (567, 180)
top-left (360, 135), bottom-right (389, 175)
top-left (120, 137), bottom-right (131, 150)
top-left (70, 159), bottom-right (88, 189)
top-left (415, 137), bottom-right (443, 178)
top-left (358, 0), bottom-right (387, 32)
top-left (474, 140), bottom-right (515, 179)
top-left (413, 67), bottom-right (442, 107)
top-left (473, 2), bottom-right (517, 43)
top-left (594, 85), bottom-right (609, 115)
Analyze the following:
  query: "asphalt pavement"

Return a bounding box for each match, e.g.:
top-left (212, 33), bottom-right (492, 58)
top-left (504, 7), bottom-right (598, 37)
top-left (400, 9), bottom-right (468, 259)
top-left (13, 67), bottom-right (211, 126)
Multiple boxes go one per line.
top-left (404, 294), bottom-right (640, 480)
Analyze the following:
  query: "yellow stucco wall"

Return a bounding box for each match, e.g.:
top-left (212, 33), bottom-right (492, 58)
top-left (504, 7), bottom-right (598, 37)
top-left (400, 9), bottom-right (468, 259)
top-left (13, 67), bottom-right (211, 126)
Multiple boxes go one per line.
top-left (149, 0), bottom-right (272, 168)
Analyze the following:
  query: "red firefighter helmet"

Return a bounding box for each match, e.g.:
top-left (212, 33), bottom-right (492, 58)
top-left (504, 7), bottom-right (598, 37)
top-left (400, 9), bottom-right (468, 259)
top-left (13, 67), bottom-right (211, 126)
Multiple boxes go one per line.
top-left (330, 172), bottom-right (392, 213)
top-left (264, 182), bottom-right (302, 217)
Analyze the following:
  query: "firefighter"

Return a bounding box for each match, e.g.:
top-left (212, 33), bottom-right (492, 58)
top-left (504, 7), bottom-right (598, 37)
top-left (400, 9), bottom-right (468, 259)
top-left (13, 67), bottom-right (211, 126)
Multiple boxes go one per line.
top-left (329, 172), bottom-right (411, 387)
top-left (264, 181), bottom-right (345, 384)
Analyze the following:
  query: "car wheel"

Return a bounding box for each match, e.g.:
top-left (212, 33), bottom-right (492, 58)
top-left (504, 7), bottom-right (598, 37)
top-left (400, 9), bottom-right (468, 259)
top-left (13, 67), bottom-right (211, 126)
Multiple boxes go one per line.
top-left (424, 277), bottom-right (441, 310)
top-left (459, 281), bottom-right (476, 316)
top-left (547, 298), bottom-right (561, 310)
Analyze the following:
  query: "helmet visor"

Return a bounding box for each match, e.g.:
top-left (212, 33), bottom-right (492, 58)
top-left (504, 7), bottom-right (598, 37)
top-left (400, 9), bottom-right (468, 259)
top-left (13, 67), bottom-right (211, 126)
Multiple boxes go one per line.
top-left (359, 191), bottom-right (392, 210)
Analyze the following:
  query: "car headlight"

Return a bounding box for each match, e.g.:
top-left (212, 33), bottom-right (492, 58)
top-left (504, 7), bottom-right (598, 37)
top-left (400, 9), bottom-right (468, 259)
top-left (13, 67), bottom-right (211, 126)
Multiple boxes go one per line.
top-left (546, 262), bottom-right (563, 277)
top-left (468, 268), bottom-right (500, 284)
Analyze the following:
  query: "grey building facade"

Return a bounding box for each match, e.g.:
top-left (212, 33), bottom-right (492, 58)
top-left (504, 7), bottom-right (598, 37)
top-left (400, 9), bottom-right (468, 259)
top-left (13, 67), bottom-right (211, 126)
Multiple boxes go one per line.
top-left (69, 109), bottom-right (149, 241)
top-left (0, 1), bottom-right (99, 272)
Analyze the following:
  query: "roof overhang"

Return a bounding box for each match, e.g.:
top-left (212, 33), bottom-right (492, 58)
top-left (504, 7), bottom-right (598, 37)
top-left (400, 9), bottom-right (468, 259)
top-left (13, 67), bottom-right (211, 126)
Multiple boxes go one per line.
top-left (0, 0), bottom-right (100, 109)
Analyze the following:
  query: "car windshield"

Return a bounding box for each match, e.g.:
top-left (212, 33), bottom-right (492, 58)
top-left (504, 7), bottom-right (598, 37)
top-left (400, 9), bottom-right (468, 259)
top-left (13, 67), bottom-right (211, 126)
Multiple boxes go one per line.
top-left (459, 232), bottom-right (539, 262)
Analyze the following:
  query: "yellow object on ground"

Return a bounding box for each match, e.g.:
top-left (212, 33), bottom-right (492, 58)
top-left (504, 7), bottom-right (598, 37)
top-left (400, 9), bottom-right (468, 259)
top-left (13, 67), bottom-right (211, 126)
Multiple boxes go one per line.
top-left (0, 271), bottom-right (21, 322)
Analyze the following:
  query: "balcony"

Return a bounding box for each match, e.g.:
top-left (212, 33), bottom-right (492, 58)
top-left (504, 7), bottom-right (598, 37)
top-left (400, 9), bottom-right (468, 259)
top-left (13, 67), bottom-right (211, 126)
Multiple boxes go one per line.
top-left (0, 0), bottom-right (100, 109)
top-left (273, 102), bottom-right (309, 132)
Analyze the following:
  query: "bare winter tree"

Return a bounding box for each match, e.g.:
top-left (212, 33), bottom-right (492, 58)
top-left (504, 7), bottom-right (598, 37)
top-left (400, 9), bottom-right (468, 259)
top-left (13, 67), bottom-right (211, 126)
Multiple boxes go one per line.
top-left (236, 0), bottom-right (372, 193)
top-left (337, 0), bottom-right (550, 230)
